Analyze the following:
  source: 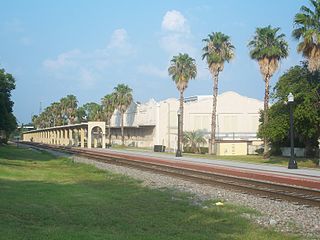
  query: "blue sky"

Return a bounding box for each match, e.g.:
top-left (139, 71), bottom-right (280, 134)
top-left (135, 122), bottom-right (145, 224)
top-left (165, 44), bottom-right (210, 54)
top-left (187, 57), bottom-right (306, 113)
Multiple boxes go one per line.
top-left (0, 0), bottom-right (307, 123)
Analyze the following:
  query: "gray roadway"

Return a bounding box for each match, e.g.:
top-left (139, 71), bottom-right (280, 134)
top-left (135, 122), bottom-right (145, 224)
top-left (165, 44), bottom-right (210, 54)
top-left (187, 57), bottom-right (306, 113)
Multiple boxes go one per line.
top-left (95, 148), bottom-right (320, 181)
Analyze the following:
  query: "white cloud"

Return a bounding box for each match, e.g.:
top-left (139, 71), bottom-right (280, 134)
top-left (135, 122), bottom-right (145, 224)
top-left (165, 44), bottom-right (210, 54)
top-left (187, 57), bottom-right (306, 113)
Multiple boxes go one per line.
top-left (107, 28), bottom-right (135, 55)
top-left (138, 64), bottom-right (167, 78)
top-left (108, 28), bottom-right (127, 48)
top-left (43, 49), bottom-right (81, 70)
top-left (160, 10), bottom-right (195, 56)
top-left (42, 28), bottom-right (135, 87)
top-left (161, 10), bottom-right (189, 33)
top-left (160, 34), bottom-right (195, 56)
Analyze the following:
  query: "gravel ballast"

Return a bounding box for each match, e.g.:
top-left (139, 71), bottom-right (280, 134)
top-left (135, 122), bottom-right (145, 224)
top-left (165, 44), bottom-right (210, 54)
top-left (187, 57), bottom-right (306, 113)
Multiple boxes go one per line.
top-left (72, 155), bottom-right (320, 239)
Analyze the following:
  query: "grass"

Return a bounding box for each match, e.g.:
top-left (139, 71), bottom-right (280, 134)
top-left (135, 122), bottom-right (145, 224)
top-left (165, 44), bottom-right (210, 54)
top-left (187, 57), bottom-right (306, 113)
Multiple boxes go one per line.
top-left (112, 145), bottom-right (320, 169)
top-left (0, 145), bottom-right (301, 240)
top-left (183, 153), bottom-right (320, 169)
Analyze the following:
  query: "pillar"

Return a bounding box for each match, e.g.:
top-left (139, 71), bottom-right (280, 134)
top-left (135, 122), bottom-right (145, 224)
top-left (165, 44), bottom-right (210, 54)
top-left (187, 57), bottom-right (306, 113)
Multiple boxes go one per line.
top-left (69, 129), bottom-right (73, 146)
top-left (80, 128), bottom-right (85, 148)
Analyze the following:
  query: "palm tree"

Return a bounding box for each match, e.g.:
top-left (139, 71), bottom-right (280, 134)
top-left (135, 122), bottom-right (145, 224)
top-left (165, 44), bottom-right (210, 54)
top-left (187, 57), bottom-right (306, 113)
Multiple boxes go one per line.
top-left (51, 102), bottom-right (62, 126)
top-left (248, 26), bottom-right (288, 157)
top-left (183, 130), bottom-right (207, 153)
top-left (113, 84), bottom-right (133, 146)
top-left (60, 95), bottom-right (78, 124)
top-left (202, 32), bottom-right (235, 154)
top-left (101, 93), bottom-right (116, 145)
top-left (168, 53), bottom-right (197, 150)
top-left (83, 102), bottom-right (103, 121)
top-left (293, 0), bottom-right (320, 72)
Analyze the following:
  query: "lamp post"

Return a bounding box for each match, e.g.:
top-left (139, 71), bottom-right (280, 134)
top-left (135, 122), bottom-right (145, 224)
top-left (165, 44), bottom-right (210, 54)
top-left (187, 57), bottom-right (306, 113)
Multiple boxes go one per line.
top-left (288, 93), bottom-right (298, 169)
top-left (176, 108), bottom-right (182, 157)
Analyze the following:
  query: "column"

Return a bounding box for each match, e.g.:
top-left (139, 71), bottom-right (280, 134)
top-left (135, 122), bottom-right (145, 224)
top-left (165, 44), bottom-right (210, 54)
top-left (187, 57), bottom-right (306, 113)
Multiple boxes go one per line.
top-left (80, 128), bottom-right (85, 148)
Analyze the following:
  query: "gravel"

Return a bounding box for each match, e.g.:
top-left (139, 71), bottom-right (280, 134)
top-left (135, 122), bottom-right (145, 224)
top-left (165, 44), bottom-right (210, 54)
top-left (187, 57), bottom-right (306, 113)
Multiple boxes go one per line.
top-left (72, 155), bottom-right (320, 239)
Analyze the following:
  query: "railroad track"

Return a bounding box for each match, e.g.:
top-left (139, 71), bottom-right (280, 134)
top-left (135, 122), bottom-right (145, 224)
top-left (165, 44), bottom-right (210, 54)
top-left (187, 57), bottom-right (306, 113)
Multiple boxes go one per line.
top-left (20, 142), bottom-right (320, 208)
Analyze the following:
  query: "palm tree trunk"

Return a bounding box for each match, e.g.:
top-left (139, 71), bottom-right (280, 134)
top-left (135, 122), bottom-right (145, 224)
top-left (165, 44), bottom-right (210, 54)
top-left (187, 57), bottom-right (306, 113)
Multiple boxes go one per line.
top-left (179, 90), bottom-right (184, 152)
top-left (121, 112), bottom-right (124, 146)
top-left (209, 71), bottom-right (219, 155)
top-left (263, 75), bottom-right (270, 158)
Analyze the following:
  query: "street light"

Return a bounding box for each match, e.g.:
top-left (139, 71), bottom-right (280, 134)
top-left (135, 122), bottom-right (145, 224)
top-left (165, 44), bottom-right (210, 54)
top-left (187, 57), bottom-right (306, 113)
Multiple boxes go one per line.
top-left (176, 108), bottom-right (182, 157)
top-left (288, 93), bottom-right (298, 169)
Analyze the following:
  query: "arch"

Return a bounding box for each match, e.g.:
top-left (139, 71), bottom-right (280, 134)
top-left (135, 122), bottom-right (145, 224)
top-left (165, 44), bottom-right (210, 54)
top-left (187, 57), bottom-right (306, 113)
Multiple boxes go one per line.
top-left (87, 122), bottom-right (106, 149)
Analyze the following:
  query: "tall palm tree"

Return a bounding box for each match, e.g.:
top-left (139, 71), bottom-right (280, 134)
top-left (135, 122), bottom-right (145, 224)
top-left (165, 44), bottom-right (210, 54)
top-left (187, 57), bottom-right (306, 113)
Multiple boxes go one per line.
top-left (293, 0), bottom-right (320, 72)
top-left (168, 53), bottom-right (197, 150)
top-left (113, 84), bottom-right (133, 146)
top-left (202, 32), bottom-right (235, 154)
top-left (101, 93), bottom-right (116, 145)
top-left (248, 26), bottom-right (288, 157)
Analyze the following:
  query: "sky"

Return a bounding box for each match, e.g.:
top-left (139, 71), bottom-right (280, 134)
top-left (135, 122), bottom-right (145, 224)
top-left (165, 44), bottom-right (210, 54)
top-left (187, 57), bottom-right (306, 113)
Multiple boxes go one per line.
top-left (0, 0), bottom-right (308, 124)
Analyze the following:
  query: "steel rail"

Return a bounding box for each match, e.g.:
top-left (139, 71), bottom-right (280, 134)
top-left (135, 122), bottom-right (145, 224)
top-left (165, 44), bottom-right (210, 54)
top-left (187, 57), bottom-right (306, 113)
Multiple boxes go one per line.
top-left (20, 142), bottom-right (320, 207)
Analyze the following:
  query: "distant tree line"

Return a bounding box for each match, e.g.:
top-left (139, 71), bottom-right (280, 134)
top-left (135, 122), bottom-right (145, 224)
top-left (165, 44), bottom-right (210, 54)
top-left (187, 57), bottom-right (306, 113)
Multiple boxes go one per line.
top-left (0, 68), bottom-right (17, 143)
top-left (32, 84), bottom-right (132, 146)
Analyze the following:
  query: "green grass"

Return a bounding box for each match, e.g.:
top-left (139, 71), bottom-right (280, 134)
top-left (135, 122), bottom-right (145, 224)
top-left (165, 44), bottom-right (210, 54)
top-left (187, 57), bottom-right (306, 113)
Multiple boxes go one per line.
top-left (113, 145), bottom-right (319, 169)
top-left (0, 145), bottom-right (301, 240)
top-left (183, 153), bottom-right (320, 168)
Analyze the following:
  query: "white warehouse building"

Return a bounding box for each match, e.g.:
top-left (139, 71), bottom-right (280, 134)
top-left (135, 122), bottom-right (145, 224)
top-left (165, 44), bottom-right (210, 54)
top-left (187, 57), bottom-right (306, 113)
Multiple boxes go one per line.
top-left (109, 91), bottom-right (263, 154)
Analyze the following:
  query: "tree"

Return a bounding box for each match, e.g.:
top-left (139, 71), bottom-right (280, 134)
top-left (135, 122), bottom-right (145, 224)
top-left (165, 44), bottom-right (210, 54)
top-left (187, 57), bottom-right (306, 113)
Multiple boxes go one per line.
top-left (168, 53), bottom-right (197, 148)
top-left (82, 102), bottom-right (103, 121)
top-left (60, 95), bottom-right (78, 124)
top-left (76, 106), bottom-right (86, 123)
top-left (293, 0), bottom-right (320, 72)
top-left (202, 32), bottom-right (235, 154)
top-left (51, 102), bottom-right (63, 126)
top-left (259, 63), bottom-right (320, 156)
top-left (248, 26), bottom-right (288, 157)
top-left (101, 93), bottom-right (116, 145)
top-left (183, 130), bottom-right (207, 153)
top-left (0, 68), bottom-right (17, 143)
top-left (113, 84), bottom-right (133, 146)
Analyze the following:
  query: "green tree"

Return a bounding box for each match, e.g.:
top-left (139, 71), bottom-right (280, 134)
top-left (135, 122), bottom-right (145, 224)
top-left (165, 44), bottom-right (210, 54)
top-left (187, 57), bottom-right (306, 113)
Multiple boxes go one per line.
top-left (113, 84), bottom-right (133, 146)
top-left (183, 130), bottom-right (207, 153)
top-left (168, 53), bottom-right (197, 147)
top-left (82, 102), bottom-right (103, 121)
top-left (293, 0), bottom-right (320, 72)
top-left (101, 93), bottom-right (116, 145)
top-left (202, 32), bottom-right (235, 154)
top-left (76, 106), bottom-right (87, 123)
top-left (248, 26), bottom-right (289, 157)
top-left (259, 63), bottom-right (320, 156)
top-left (0, 68), bottom-right (17, 143)
top-left (60, 95), bottom-right (78, 124)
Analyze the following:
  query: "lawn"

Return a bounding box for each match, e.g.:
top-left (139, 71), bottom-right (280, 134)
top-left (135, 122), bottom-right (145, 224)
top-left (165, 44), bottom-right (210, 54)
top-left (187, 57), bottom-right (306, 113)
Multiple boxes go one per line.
top-left (0, 145), bottom-right (300, 240)
top-left (113, 145), bottom-right (319, 169)
top-left (183, 153), bottom-right (320, 169)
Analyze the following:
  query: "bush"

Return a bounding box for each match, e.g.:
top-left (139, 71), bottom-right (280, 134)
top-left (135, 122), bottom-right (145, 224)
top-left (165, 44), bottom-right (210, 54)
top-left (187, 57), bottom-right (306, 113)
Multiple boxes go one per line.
top-left (255, 148), bottom-right (264, 155)
top-left (183, 146), bottom-right (208, 154)
top-left (183, 146), bottom-right (194, 153)
top-left (199, 147), bottom-right (208, 154)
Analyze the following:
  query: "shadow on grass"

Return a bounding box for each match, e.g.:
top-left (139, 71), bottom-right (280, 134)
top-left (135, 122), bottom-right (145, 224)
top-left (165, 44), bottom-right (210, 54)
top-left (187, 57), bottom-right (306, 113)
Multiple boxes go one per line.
top-left (264, 156), bottom-right (319, 167)
top-left (0, 145), bottom-right (56, 161)
top-left (0, 177), bottom-right (285, 240)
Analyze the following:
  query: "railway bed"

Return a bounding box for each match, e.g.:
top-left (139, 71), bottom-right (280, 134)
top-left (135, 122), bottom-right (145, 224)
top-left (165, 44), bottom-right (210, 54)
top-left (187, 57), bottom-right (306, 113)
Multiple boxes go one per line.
top-left (20, 142), bottom-right (320, 208)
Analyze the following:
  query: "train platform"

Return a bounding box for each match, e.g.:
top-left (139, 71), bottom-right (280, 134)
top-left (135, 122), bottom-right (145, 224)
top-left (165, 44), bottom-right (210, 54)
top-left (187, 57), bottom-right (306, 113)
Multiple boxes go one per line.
top-left (93, 147), bottom-right (320, 190)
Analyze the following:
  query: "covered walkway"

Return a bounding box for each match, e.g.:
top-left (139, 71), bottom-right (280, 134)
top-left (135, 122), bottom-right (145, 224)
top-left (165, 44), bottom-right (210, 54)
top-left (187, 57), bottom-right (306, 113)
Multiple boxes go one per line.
top-left (22, 122), bottom-right (106, 148)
